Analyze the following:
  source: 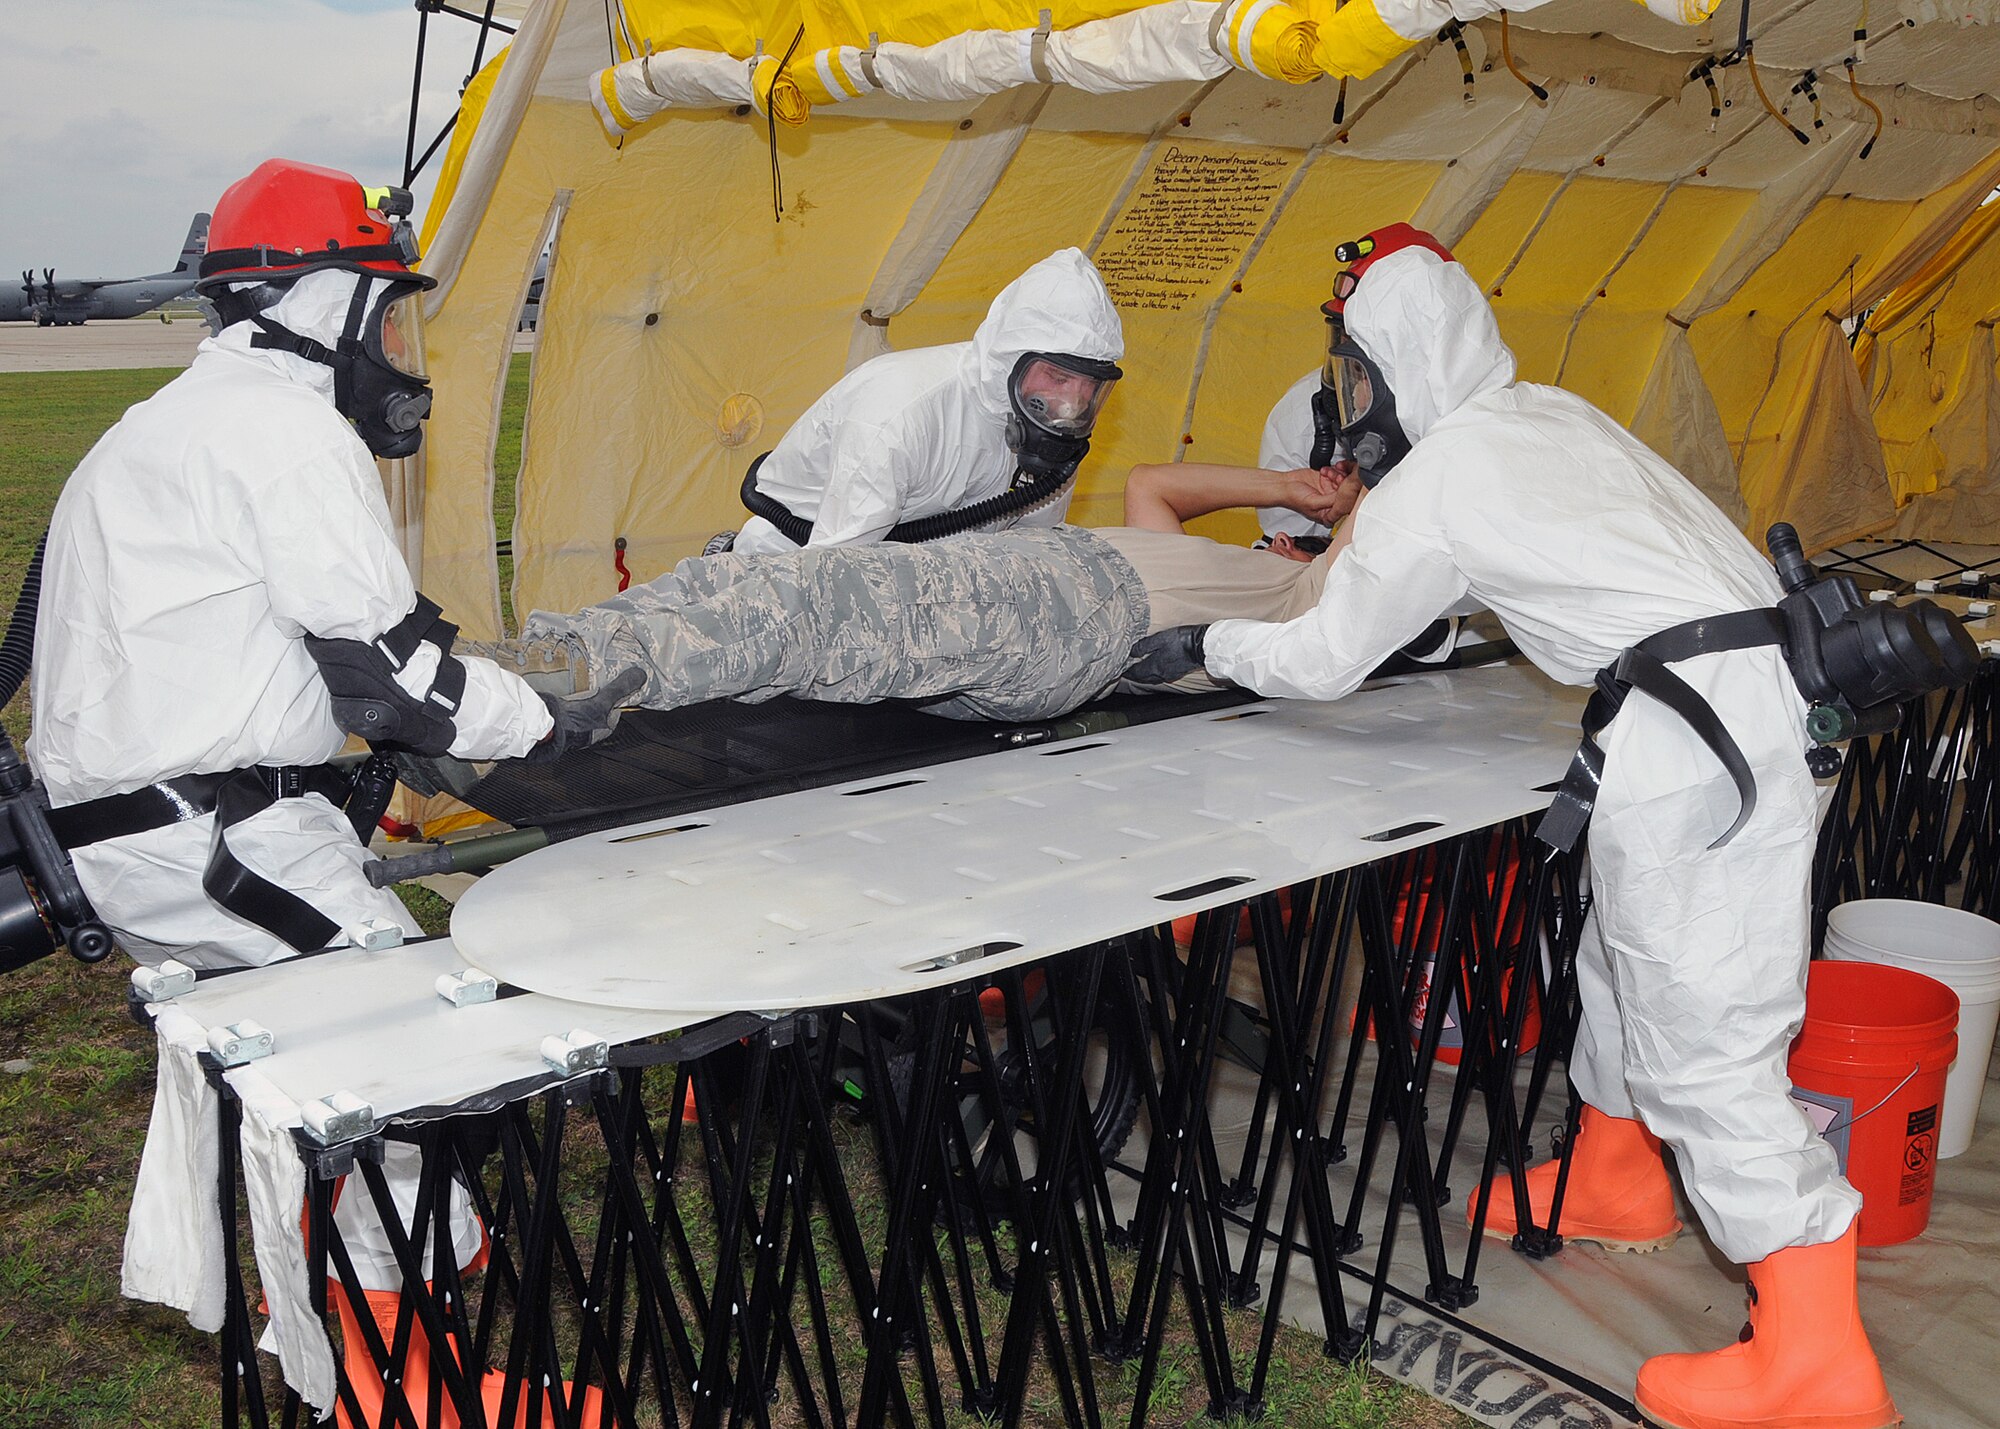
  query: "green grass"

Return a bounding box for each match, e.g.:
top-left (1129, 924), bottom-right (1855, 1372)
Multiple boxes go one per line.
top-left (0, 362), bottom-right (1471, 1428)
top-left (495, 350), bottom-right (530, 634)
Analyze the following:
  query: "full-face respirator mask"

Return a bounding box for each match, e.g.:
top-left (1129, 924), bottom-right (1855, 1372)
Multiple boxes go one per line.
top-left (1307, 227), bottom-right (1457, 485)
top-left (251, 273), bottom-right (434, 460)
top-left (1003, 351), bottom-right (1123, 488)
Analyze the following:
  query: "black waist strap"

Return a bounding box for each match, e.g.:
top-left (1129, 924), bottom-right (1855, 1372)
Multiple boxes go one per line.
top-left (1536, 608), bottom-right (1785, 854)
top-left (46, 765), bottom-right (353, 849)
top-left (47, 764), bottom-right (353, 954)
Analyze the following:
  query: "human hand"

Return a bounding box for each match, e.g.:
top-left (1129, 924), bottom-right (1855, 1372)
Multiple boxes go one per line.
top-left (1279, 464), bottom-right (1360, 526)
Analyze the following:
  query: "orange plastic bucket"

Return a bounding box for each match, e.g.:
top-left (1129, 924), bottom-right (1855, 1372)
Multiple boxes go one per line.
top-left (1788, 961), bottom-right (1958, 1246)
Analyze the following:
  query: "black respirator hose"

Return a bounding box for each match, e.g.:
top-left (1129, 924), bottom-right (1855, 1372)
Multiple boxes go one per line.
top-left (0, 531), bottom-right (45, 711)
top-left (740, 453), bottom-right (1078, 547)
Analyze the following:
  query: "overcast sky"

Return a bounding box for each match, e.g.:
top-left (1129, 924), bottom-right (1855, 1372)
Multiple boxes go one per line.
top-left (0, 0), bottom-right (495, 281)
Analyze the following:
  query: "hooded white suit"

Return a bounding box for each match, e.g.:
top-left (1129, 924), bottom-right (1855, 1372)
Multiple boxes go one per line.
top-left (735, 248), bottom-right (1124, 554)
top-left (1255, 369), bottom-right (1331, 541)
top-left (30, 270), bottom-right (552, 971)
top-left (1204, 248), bottom-right (1860, 1264)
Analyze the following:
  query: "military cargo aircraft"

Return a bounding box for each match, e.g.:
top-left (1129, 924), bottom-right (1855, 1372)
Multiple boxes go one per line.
top-left (0, 215), bottom-right (209, 325)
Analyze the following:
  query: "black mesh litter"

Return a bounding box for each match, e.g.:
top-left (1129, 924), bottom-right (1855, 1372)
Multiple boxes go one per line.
top-left (463, 689), bottom-right (1253, 839)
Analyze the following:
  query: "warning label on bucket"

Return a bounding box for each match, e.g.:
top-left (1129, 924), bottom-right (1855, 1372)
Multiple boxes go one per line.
top-left (1901, 1104), bottom-right (1939, 1206)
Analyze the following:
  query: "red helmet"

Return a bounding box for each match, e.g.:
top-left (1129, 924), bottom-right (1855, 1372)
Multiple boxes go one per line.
top-left (196, 158), bottom-right (435, 294)
top-left (1322, 223), bottom-right (1456, 318)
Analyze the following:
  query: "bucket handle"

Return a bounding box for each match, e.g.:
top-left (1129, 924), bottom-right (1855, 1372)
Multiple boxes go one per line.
top-left (1817, 1062), bottom-right (1921, 1137)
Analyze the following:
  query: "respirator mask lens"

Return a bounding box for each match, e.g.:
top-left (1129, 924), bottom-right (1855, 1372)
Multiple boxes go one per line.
top-left (369, 288), bottom-right (426, 380)
top-left (1324, 351), bottom-right (1378, 428)
top-left (1318, 309), bottom-right (1374, 425)
top-left (1010, 354), bottom-right (1120, 438)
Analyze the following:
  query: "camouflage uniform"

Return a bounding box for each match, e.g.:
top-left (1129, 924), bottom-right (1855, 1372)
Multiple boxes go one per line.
top-left (522, 527), bottom-right (1150, 723)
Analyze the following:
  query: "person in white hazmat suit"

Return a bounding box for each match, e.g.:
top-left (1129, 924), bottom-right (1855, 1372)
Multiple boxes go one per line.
top-left (28, 159), bottom-right (630, 1424)
top-left (1126, 226), bottom-right (1897, 1429)
top-left (731, 247), bottom-right (1124, 553)
top-left (1254, 369), bottom-right (1338, 544)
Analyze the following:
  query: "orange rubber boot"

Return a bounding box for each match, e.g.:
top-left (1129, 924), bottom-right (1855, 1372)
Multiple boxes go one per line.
top-left (1470, 1105), bottom-right (1681, 1252)
top-left (1635, 1222), bottom-right (1898, 1429)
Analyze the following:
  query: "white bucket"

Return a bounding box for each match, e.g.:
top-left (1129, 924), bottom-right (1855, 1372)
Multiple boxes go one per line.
top-left (1824, 899), bottom-right (2000, 1159)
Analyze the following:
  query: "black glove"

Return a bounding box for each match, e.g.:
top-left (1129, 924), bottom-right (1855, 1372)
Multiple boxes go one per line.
top-left (526, 667), bottom-right (647, 763)
top-left (1125, 624), bottom-right (1211, 686)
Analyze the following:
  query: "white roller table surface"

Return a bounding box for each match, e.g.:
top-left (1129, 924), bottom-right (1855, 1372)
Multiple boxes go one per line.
top-left (157, 937), bottom-right (699, 1124)
top-left (452, 663), bottom-right (1586, 1013)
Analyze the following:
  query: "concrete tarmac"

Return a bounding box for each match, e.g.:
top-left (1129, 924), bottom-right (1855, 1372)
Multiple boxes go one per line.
top-left (0, 319), bottom-right (537, 373)
top-left (0, 317), bottom-right (209, 372)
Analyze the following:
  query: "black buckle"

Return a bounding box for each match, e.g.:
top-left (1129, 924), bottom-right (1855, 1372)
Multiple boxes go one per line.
top-left (264, 766), bottom-right (306, 801)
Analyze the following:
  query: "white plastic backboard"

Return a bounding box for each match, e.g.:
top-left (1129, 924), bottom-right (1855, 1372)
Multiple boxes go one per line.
top-left (159, 937), bottom-right (698, 1123)
top-left (452, 664), bottom-right (1586, 1012)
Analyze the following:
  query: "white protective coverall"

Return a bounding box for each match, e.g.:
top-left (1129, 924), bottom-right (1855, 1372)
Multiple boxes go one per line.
top-left (734, 247), bottom-right (1124, 553)
top-left (30, 269), bottom-right (552, 971)
top-left (1204, 247), bottom-right (1861, 1265)
top-left (1255, 369), bottom-right (1330, 541)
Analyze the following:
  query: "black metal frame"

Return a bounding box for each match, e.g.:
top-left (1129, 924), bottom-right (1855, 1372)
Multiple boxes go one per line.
top-left (196, 660), bottom-right (1998, 1426)
top-left (400, 1), bottom-right (519, 190)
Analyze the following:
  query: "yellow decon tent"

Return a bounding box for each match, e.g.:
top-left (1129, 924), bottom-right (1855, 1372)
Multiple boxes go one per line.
top-left (402, 0), bottom-right (2000, 638)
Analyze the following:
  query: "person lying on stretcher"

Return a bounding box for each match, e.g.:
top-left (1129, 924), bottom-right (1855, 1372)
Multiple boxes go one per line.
top-left (416, 459), bottom-right (1461, 791)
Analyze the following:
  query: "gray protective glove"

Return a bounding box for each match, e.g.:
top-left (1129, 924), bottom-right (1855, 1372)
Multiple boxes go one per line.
top-left (1125, 624), bottom-right (1211, 686)
top-left (392, 751), bottom-right (489, 801)
top-left (526, 667), bottom-right (647, 763)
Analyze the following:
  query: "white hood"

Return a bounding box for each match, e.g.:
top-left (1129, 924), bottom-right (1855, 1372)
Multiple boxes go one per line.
top-left (1344, 247), bottom-right (1515, 443)
top-left (205, 269), bottom-right (376, 402)
top-left (962, 247), bottom-right (1124, 425)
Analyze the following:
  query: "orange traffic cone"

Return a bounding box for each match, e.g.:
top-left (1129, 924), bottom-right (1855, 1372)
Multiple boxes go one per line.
top-left (333, 1284), bottom-right (464, 1429)
top-left (334, 1283), bottom-right (604, 1428)
top-left (1471, 1105), bottom-right (1681, 1252)
top-left (1635, 1221), bottom-right (1898, 1429)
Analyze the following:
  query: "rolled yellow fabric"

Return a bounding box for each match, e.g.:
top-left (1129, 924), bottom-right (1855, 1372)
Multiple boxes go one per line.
top-left (1310, 0), bottom-right (1414, 79)
top-left (1242, 5), bottom-right (1324, 84)
top-left (753, 53), bottom-right (812, 127)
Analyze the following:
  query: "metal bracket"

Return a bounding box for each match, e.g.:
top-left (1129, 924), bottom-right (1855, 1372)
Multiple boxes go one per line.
top-left (130, 958), bottom-right (196, 1003)
top-left (300, 1091), bottom-right (377, 1146)
top-left (541, 1028), bottom-right (610, 1076)
top-left (343, 916), bottom-right (406, 951)
top-left (435, 968), bottom-right (498, 1006)
top-left (208, 1020), bottom-right (273, 1067)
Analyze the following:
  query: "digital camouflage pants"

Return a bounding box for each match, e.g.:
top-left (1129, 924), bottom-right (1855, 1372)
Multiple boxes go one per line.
top-left (523, 527), bottom-right (1151, 723)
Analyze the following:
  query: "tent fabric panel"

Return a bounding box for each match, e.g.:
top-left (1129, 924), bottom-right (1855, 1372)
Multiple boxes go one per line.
top-left (1551, 182), bottom-right (1754, 419)
top-left (419, 111), bottom-right (578, 639)
top-left (1873, 217), bottom-right (2000, 520)
top-left (511, 108), bottom-right (957, 618)
top-left (1687, 196), bottom-right (1905, 454)
top-left (1471, 176), bottom-right (1667, 380)
top-left (420, 49), bottom-right (507, 258)
top-left (1891, 322), bottom-right (2000, 542)
top-left (1181, 153), bottom-right (1442, 487)
top-left (1740, 146), bottom-right (2000, 543)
